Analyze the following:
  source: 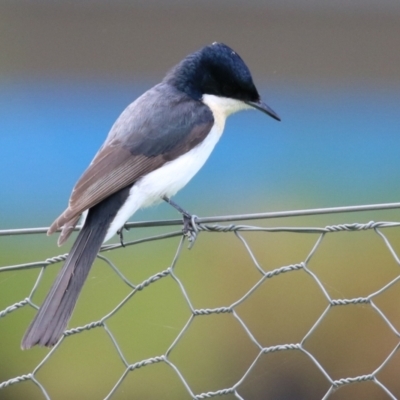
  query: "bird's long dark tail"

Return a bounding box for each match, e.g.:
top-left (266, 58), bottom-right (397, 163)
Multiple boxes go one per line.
top-left (21, 186), bottom-right (131, 349)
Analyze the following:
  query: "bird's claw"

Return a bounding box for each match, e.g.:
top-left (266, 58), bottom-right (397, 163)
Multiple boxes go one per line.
top-left (182, 213), bottom-right (199, 249)
top-left (161, 196), bottom-right (199, 248)
top-left (117, 224), bottom-right (130, 247)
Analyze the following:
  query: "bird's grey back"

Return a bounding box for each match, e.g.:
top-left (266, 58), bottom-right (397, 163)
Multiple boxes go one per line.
top-left (104, 82), bottom-right (214, 157)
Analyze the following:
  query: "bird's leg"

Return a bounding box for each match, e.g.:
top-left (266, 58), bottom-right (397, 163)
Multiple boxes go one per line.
top-left (162, 196), bottom-right (198, 244)
top-left (162, 196), bottom-right (191, 219)
top-left (117, 224), bottom-right (130, 247)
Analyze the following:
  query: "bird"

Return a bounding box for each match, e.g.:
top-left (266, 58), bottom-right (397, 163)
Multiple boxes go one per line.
top-left (21, 42), bottom-right (280, 349)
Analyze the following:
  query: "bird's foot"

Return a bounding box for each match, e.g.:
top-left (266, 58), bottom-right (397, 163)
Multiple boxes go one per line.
top-left (162, 196), bottom-right (199, 248)
top-left (182, 213), bottom-right (199, 248)
top-left (117, 224), bottom-right (130, 247)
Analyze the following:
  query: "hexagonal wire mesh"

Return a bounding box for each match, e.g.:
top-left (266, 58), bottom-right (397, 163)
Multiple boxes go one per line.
top-left (1, 202), bottom-right (400, 399)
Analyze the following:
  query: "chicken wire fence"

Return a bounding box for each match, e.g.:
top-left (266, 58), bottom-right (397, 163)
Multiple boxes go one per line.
top-left (1, 202), bottom-right (400, 399)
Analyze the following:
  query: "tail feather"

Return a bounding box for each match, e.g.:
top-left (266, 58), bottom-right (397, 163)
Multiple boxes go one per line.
top-left (22, 217), bottom-right (103, 348)
top-left (22, 185), bottom-right (131, 349)
top-left (57, 214), bottom-right (81, 246)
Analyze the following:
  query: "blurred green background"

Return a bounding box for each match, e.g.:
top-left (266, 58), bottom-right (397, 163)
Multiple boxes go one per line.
top-left (1, 1), bottom-right (400, 399)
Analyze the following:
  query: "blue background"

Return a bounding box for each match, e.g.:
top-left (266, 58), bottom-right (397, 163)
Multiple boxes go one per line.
top-left (2, 80), bottom-right (399, 229)
top-left (1, 2), bottom-right (400, 399)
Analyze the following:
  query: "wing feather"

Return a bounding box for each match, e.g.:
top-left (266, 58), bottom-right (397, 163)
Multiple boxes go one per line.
top-left (48, 84), bottom-right (214, 242)
top-left (48, 146), bottom-right (165, 237)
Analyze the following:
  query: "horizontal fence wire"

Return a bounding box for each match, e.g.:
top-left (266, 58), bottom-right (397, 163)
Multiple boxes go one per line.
top-left (1, 202), bottom-right (400, 399)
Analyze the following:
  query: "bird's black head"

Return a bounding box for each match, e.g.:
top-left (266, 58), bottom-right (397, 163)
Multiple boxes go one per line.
top-left (165, 42), bottom-right (258, 101)
top-left (164, 43), bottom-right (280, 121)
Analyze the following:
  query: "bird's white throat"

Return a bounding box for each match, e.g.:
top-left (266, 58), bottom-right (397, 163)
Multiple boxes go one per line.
top-left (202, 94), bottom-right (252, 129)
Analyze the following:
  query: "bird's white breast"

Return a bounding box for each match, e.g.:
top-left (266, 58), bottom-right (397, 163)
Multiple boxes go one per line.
top-left (104, 120), bottom-right (223, 241)
top-left (105, 95), bottom-right (249, 242)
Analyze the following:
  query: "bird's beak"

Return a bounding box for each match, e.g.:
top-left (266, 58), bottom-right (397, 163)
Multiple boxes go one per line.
top-left (245, 100), bottom-right (281, 121)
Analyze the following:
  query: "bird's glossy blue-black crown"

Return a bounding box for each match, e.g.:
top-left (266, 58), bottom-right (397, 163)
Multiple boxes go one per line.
top-left (165, 42), bottom-right (260, 103)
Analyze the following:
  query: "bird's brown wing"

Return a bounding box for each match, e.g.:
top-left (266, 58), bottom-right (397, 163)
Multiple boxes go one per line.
top-left (48, 120), bottom-right (214, 245)
top-left (47, 143), bottom-right (166, 244)
top-left (48, 83), bottom-right (215, 245)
